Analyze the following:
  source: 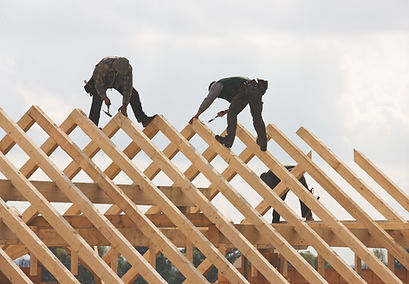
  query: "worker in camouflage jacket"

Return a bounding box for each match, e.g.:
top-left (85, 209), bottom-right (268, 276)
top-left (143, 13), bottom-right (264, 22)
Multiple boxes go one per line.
top-left (84, 56), bottom-right (156, 127)
top-left (190, 76), bottom-right (268, 151)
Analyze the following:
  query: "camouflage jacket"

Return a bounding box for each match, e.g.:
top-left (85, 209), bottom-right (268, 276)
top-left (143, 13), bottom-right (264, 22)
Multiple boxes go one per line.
top-left (92, 56), bottom-right (133, 105)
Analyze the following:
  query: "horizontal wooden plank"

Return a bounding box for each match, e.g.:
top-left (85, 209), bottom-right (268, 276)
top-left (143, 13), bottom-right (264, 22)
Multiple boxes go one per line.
top-left (0, 179), bottom-right (209, 206)
top-left (1, 216), bottom-right (408, 248)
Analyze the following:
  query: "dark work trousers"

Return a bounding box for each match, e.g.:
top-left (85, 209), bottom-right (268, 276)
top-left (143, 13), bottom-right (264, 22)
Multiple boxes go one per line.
top-left (225, 84), bottom-right (267, 147)
top-left (87, 80), bottom-right (148, 126)
top-left (260, 166), bottom-right (312, 223)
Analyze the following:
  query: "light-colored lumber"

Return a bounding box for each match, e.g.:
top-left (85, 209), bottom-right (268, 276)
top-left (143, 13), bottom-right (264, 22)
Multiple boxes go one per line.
top-left (149, 242), bottom-right (157, 267)
top-left (0, 107), bottom-right (156, 283)
top-left (0, 246), bottom-right (34, 284)
top-left (0, 179), bottom-right (209, 206)
top-left (0, 163), bottom-right (121, 283)
top-left (298, 127), bottom-right (409, 267)
top-left (298, 127), bottom-right (403, 222)
top-left (2, 111), bottom-right (81, 260)
top-left (110, 248), bottom-right (119, 273)
top-left (70, 109), bottom-right (248, 284)
top-left (158, 116), bottom-right (324, 284)
top-left (192, 119), bottom-right (362, 284)
top-left (317, 254), bottom-right (325, 276)
top-left (186, 240), bottom-right (193, 263)
top-left (354, 149), bottom-right (409, 212)
top-left (29, 226), bottom-right (38, 276)
top-left (238, 123), bottom-right (389, 283)
top-left (3, 245), bottom-right (28, 262)
top-left (26, 106), bottom-right (192, 284)
top-left (120, 113), bottom-right (291, 283)
top-left (388, 251), bottom-right (395, 272)
top-left (70, 247), bottom-right (79, 275)
top-left (0, 111), bottom-right (35, 154)
top-left (0, 197), bottom-right (80, 283)
top-left (355, 255), bottom-right (362, 274)
top-left (190, 136), bottom-right (262, 214)
top-left (280, 253), bottom-right (288, 277)
top-left (241, 152), bottom-right (312, 224)
top-left (266, 123), bottom-right (403, 283)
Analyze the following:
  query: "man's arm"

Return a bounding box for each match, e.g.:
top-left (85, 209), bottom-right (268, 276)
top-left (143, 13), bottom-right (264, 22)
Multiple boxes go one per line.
top-left (93, 68), bottom-right (111, 106)
top-left (189, 82), bottom-right (223, 124)
top-left (118, 72), bottom-right (133, 117)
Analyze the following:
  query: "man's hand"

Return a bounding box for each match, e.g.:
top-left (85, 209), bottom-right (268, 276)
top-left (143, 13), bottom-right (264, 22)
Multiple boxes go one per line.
top-left (104, 97), bottom-right (111, 106)
top-left (118, 104), bottom-right (128, 117)
top-left (189, 112), bottom-right (200, 124)
top-left (217, 109), bottom-right (228, 117)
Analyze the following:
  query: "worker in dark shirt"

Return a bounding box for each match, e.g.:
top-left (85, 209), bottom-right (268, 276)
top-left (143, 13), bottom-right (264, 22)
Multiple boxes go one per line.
top-left (260, 166), bottom-right (314, 223)
top-left (189, 76), bottom-right (268, 151)
top-left (84, 56), bottom-right (156, 127)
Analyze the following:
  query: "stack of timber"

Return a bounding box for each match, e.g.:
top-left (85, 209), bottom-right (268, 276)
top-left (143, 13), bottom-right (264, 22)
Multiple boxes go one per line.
top-left (0, 105), bottom-right (407, 284)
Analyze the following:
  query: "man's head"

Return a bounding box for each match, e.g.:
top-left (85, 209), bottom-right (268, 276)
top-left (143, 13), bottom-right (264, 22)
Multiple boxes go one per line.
top-left (256, 78), bottom-right (268, 95)
top-left (113, 57), bottom-right (130, 75)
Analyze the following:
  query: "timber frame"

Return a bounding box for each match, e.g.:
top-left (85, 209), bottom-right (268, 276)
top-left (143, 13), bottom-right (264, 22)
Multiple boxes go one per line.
top-left (0, 105), bottom-right (407, 283)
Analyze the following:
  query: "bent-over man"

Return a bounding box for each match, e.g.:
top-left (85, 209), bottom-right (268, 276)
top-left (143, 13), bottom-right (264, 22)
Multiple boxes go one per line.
top-left (189, 76), bottom-right (268, 151)
top-left (84, 56), bottom-right (155, 127)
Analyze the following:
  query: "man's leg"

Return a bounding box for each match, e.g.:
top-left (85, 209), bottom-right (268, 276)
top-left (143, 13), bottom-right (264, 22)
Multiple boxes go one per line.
top-left (300, 189), bottom-right (314, 220)
top-left (89, 93), bottom-right (103, 126)
top-left (272, 191), bottom-right (288, 223)
top-left (221, 94), bottom-right (249, 147)
top-left (249, 94), bottom-right (267, 151)
top-left (130, 89), bottom-right (147, 121)
top-left (298, 175), bottom-right (314, 220)
top-left (129, 88), bottom-right (156, 127)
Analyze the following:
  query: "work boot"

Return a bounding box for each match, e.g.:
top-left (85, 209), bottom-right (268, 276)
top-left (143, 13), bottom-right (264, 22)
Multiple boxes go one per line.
top-left (142, 115), bottom-right (157, 127)
top-left (215, 135), bottom-right (232, 148)
top-left (256, 137), bottom-right (267, 152)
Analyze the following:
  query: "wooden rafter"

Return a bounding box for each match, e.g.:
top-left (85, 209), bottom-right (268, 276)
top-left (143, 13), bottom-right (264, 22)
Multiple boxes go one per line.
top-left (0, 244), bottom-right (33, 284)
top-left (354, 149), bottom-right (409, 212)
top-left (69, 109), bottom-right (249, 284)
top-left (0, 105), bottom-right (407, 284)
top-left (0, 108), bottom-right (125, 283)
top-left (191, 120), bottom-right (363, 284)
top-left (266, 123), bottom-right (403, 283)
top-left (0, 196), bottom-right (79, 283)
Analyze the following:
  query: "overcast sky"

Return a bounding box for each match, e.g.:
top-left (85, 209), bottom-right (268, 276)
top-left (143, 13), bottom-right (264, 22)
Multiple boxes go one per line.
top-left (1, 0), bottom-right (409, 263)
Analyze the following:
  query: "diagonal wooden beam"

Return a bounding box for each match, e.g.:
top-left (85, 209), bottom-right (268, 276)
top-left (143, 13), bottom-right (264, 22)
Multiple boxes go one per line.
top-left (266, 123), bottom-right (403, 283)
top-left (28, 106), bottom-right (196, 283)
top-left (298, 127), bottom-right (404, 221)
top-left (0, 197), bottom-right (79, 283)
top-left (59, 120), bottom-right (160, 281)
top-left (241, 152), bottom-right (312, 224)
top-left (354, 149), bottom-right (409, 212)
top-left (0, 245), bottom-right (34, 284)
top-left (143, 126), bottom-right (198, 214)
top-left (29, 107), bottom-right (209, 283)
top-left (189, 119), bottom-right (357, 284)
top-left (3, 112), bottom-right (81, 259)
top-left (70, 109), bottom-right (246, 284)
top-left (157, 116), bottom-right (327, 284)
top-left (111, 114), bottom-right (256, 283)
top-left (0, 108), bottom-right (124, 283)
top-left (0, 111), bottom-right (35, 154)
top-left (297, 127), bottom-right (409, 268)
